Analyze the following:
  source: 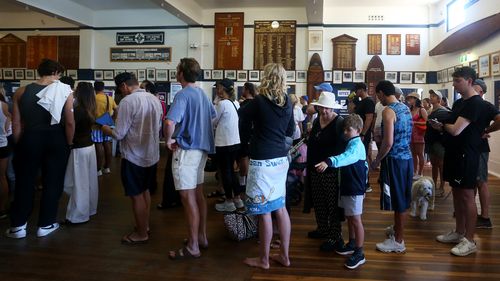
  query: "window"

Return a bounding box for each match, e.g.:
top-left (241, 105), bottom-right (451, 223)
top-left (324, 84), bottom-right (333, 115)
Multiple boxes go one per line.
top-left (447, 0), bottom-right (466, 31)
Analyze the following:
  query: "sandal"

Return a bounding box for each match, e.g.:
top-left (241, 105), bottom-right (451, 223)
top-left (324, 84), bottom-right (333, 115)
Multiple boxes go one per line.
top-left (183, 238), bottom-right (208, 249)
top-left (169, 246), bottom-right (201, 260)
top-left (121, 233), bottom-right (149, 245)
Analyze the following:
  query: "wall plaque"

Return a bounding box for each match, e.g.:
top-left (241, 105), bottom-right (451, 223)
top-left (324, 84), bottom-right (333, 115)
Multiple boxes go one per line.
top-left (27, 36), bottom-right (58, 69)
top-left (0, 34), bottom-right (26, 68)
top-left (367, 34), bottom-right (382, 55)
top-left (331, 34), bottom-right (357, 71)
top-left (58, 36), bottom-right (80, 70)
top-left (214, 13), bottom-right (244, 70)
top-left (110, 47), bottom-right (171, 62)
top-left (116, 32), bottom-right (164, 45)
top-left (405, 34), bottom-right (420, 55)
top-left (387, 34), bottom-right (401, 55)
top-left (254, 20), bottom-right (296, 70)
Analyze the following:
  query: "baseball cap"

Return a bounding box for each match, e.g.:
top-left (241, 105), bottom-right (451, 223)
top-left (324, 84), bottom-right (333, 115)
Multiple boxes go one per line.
top-left (394, 86), bottom-right (403, 96)
top-left (429, 89), bottom-right (443, 99)
top-left (473, 79), bottom-right (487, 93)
top-left (314, 82), bottom-right (333, 92)
top-left (301, 95), bottom-right (309, 102)
top-left (215, 78), bottom-right (234, 91)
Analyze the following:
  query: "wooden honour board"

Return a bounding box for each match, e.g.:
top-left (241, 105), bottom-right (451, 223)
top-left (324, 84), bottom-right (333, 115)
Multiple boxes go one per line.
top-left (27, 36), bottom-right (58, 69)
top-left (254, 20), bottom-right (296, 70)
top-left (0, 34), bottom-right (26, 68)
top-left (214, 13), bottom-right (244, 70)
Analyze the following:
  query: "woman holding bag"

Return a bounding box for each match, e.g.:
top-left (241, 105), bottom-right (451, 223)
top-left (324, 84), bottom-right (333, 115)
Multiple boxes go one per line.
top-left (406, 92), bottom-right (428, 179)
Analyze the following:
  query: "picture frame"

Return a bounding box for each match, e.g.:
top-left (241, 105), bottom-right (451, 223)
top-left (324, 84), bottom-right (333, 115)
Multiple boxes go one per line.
top-left (14, 69), bottom-right (25, 80)
top-left (342, 71), bottom-right (353, 82)
top-left (67, 69), bottom-right (78, 80)
top-left (447, 67), bottom-right (454, 82)
top-left (367, 34), bottom-right (382, 55)
top-left (308, 30), bottom-right (323, 51)
top-left (437, 70), bottom-right (442, 83)
top-left (478, 55), bottom-right (490, 78)
top-left (224, 70), bottom-right (236, 80)
top-left (137, 69), bottom-right (146, 81)
top-left (249, 70), bottom-right (260, 82)
top-left (384, 71), bottom-right (397, 83)
top-left (3, 69), bottom-right (13, 80)
top-left (414, 72), bottom-right (426, 84)
top-left (400, 72), bottom-right (412, 84)
top-left (442, 69), bottom-right (449, 82)
top-left (156, 69), bottom-right (168, 81)
top-left (169, 70), bottom-right (177, 82)
top-left (353, 71), bottom-right (365, 83)
top-left (104, 70), bottom-right (114, 80)
top-left (94, 70), bottom-right (104, 80)
top-left (128, 69), bottom-right (137, 79)
top-left (491, 52), bottom-right (500, 76)
top-left (115, 69), bottom-right (126, 76)
top-left (212, 70), bottom-right (223, 80)
top-left (286, 70), bottom-right (296, 82)
top-left (296, 70), bottom-right (307, 83)
top-left (324, 71), bottom-right (332, 82)
top-left (237, 70), bottom-right (248, 82)
top-left (387, 34), bottom-right (401, 55)
top-left (25, 69), bottom-right (35, 80)
top-left (146, 68), bottom-right (156, 80)
top-left (333, 70), bottom-right (342, 84)
top-left (203, 70), bottom-right (212, 80)
top-left (469, 60), bottom-right (479, 75)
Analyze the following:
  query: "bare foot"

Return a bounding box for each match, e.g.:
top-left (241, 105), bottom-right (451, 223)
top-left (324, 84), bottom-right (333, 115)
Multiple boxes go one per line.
top-left (271, 254), bottom-right (290, 267)
top-left (243, 257), bottom-right (270, 269)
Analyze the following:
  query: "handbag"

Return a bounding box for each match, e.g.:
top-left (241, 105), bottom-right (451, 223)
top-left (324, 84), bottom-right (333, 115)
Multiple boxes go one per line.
top-left (223, 211), bottom-right (258, 241)
top-left (95, 95), bottom-right (115, 126)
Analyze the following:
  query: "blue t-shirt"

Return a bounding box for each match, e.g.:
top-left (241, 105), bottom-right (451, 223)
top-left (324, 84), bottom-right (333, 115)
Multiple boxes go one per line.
top-left (166, 85), bottom-right (216, 154)
top-left (384, 102), bottom-right (412, 160)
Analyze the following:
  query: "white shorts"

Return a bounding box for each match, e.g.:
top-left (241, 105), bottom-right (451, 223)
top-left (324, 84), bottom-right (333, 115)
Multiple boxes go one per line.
top-left (339, 195), bottom-right (364, 216)
top-left (172, 148), bottom-right (208, 190)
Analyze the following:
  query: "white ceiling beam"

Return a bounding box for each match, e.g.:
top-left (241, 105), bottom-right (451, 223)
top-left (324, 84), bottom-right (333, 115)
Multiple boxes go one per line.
top-left (15, 0), bottom-right (94, 26)
top-left (156, 0), bottom-right (203, 25)
top-left (305, 0), bottom-right (323, 25)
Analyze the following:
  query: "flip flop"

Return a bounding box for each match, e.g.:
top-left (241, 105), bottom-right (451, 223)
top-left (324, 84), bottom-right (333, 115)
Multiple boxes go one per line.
top-left (169, 246), bottom-right (201, 260)
top-left (121, 233), bottom-right (148, 245)
top-left (183, 238), bottom-right (208, 249)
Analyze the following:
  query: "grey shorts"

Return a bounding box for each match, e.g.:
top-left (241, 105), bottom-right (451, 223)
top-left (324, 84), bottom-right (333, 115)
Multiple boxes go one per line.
top-left (476, 152), bottom-right (489, 183)
top-left (339, 195), bottom-right (364, 216)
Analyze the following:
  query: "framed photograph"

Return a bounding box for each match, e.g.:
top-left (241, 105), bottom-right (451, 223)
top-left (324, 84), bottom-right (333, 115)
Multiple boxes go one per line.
top-left (437, 70), bottom-right (442, 83)
top-left (14, 69), bottom-right (24, 80)
top-left (333, 70), bottom-right (342, 84)
top-left (469, 60), bottom-right (479, 75)
top-left (342, 71), bottom-right (353, 82)
top-left (156, 69), bottom-right (168, 81)
top-left (103, 70), bottom-right (114, 80)
top-left (203, 70), bottom-right (212, 80)
top-left (237, 70), bottom-right (248, 82)
top-left (387, 34), bottom-right (401, 55)
top-left (212, 70), bottom-right (223, 80)
top-left (25, 69), bottom-right (35, 80)
top-left (353, 71), bottom-right (365, 83)
top-left (67, 69), bottom-right (78, 80)
top-left (447, 67), bottom-right (454, 82)
top-left (249, 70), bottom-right (260, 82)
top-left (224, 70), bottom-right (236, 80)
top-left (137, 69), bottom-right (146, 81)
top-left (324, 71), bottom-right (332, 82)
top-left (115, 69), bottom-right (126, 76)
top-left (414, 72), bottom-right (426, 84)
top-left (169, 70), bottom-right (177, 82)
top-left (441, 70), bottom-right (448, 82)
top-left (308, 30), bottom-right (323, 51)
top-left (405, 34), bottom-right (420, 55)
top-left (367, 34), bottom-right (382, 55)
top-left (385, 71), bottom-right (397, 83)
top-left (94, 70), bottom-right (103, 80)
top-left (491, 52), bottom-right (500, 76)
top-left (478, 55), bottom-right (490, 78)
top-left (3, 69), bottom-right (13, 80)
top-left (296, 70), bottom-right (307, 83)
top-left (400, 72), bottom-right (412, 84)
top-left (146, 68), bottom-right (156, 80)
top-left (286, 70), bottom-right (296, 82)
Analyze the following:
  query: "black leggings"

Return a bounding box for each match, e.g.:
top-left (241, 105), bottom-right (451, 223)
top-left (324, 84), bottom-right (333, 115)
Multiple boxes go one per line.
top-left (10, 128), bottom-right (69, 227)
top-left (216, 145), bottom-right (241, 199)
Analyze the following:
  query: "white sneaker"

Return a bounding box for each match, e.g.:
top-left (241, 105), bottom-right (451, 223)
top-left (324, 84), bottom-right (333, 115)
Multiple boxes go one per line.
top-left (376, 236), bottom-right (406, 253)
top-left (436, 230), bottom-right (464, 244)
top-left (103, 168), bottom-right (111, 174)
top-left (233, 198), bottom-right (245, 209)
top-left (97, 170), bottom-right (103, 176)
top-left (451, 238), bottom-right (477, 256)
top-left (5, 223), bottom-right (27, 239)
top-left (37, 223), bottom-right (59, 237)
top-left (215, 201), bottom-right (236, 212)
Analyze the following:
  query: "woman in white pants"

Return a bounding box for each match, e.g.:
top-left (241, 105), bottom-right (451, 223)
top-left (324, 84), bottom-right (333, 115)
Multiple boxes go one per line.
top-left (64, 82), bottom-right (98, 224)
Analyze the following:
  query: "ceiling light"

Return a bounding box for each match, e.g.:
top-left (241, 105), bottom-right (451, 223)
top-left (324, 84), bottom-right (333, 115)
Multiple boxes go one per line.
top-left (271, 21), bottom-right (279, 29)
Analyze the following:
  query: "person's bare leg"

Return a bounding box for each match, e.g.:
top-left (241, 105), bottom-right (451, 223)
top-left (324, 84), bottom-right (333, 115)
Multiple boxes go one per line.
top-left (244, 213), bottom-right (271, 269)
top-left (417, 143), bottom-right (425, 176)
top-left (195, 183), bottom-right (208, 246)
top-left (170, 189), bottom-right (200, 257)
top-left (411, 144), bottom-right (418, 175)
top-left (394, 211), bottom-right (407, 243)
top-left (124, 192), bottom-right (149, 241)
top-left (462, 189), bottom-right (477, 241)
top-left (103, 141), bottom-right (113, 170)
top-left (271, 207), bottom-right (291, 267)
top-left (430, 155), bottom-right (439, 188)
top-left (454, 188), bottom-right (466, 235)
top-left (95, 143), bottom-right (104, 171)
top-left (351, 216), bottom-right (364, 248)
top-left (477, 181), bottom-right (490, 219)
top-left (144, 190), bottom-right (151, 231)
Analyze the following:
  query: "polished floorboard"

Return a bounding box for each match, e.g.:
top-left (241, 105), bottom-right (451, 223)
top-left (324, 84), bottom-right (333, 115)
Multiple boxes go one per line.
top-left (1, 154), bottom-right (500, 281)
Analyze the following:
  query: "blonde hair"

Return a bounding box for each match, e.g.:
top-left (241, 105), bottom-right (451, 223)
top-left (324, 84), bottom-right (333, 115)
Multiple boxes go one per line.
top-left (289, 93), bottom-right (298, 106)
top-left (258, 63), bottom-right (287, 107)
top-left (344, 114), bottom-right (364, 132)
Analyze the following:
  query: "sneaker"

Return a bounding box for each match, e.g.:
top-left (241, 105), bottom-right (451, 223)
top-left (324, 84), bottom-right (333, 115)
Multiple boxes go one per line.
top-left (476, 216), bottom-right (493, 229)
top-left (307, 229), bottom-right (326, 239)
top-left (5, 223), bottom-right (27, 239)
top-left (233, 198), bottom-right (245, 209)
top-left (365, 186), bottom-right (373, 193)
top-left (345, 250), bottom-right (366, 269)
top-left (97, 170), bottom-right (103, 176)
top-left (385, 225), bottom-right (395, 238)
top-left (335, 240), bottom-right (356, 255)
top-left (215, 201), bottom-right (236, 212)
top-left (37, 223), bottom-right (60, 237)
top-left (103, 168), bottom-right (111, 174)
top-left (436, 230), bottom-right (464, 244)
top-left (376, 236), bottom-right (406, 253)
top-left (450, 238), bottom-right (477, 256)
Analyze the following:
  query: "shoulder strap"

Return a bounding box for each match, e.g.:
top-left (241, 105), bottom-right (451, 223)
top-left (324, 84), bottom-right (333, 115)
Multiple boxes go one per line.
top-left (105, 95), bottom-right (110, 113)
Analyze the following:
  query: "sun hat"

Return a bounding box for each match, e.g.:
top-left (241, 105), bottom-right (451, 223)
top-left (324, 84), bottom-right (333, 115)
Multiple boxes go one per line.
top-left (310, 91), bottom-right (336, 108)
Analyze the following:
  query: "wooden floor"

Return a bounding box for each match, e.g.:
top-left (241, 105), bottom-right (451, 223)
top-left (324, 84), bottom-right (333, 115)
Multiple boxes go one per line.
top-left (1, 153), bottom-right (500, 281)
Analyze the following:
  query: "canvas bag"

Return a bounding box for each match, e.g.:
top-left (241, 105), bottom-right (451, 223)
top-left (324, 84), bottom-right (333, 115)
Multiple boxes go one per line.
top-left (223, 211), bottom-right (258, 241)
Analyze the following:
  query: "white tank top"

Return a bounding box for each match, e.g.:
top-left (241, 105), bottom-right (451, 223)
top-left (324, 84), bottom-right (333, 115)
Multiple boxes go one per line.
top-left (0, 101), bottom-right (11, 147)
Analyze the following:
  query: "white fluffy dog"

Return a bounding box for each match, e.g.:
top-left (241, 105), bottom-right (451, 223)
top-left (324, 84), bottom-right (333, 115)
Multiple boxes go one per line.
top-left (410, 176), bottom-right (435, 220)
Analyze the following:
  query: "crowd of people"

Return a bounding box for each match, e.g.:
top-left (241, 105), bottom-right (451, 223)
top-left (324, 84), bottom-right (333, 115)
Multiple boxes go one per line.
top-left (1, 58), bottom-right (499, 270)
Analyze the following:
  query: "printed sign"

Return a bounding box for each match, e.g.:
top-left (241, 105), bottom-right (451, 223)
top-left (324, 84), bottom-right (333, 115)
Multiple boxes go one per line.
top-left (116, 32), bottom-right (164, 45)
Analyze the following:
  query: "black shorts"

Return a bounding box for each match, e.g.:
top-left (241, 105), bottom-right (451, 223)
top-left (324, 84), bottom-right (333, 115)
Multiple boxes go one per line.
top-left (443, 150), bottom-right (478, 189)
top-left (0, 145), bottom-right (12, 159)
top-left (120, 159), bottom-right (157, 196)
